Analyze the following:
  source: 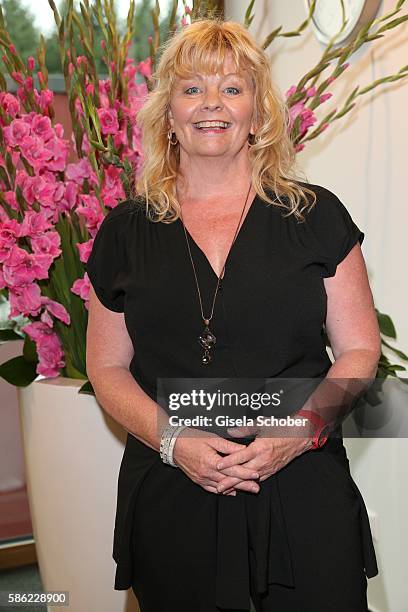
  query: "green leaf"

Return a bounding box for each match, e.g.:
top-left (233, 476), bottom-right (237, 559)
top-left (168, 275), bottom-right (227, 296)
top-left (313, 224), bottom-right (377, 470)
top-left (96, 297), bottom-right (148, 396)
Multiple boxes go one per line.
top-left (0, 329), bottom-right (23, 342)
top-left (0, 355), bottom-right (38, 387)
top-left (244, 0), bottom-right (256, 27)
top-left (377, 310), bottom-right (397, 338)
top-left (381, 339), bottom-right (408, 361)
top-left (78, 379), bottom-right (95, 394)
top-left (23, 335), bottom-right (38, 363)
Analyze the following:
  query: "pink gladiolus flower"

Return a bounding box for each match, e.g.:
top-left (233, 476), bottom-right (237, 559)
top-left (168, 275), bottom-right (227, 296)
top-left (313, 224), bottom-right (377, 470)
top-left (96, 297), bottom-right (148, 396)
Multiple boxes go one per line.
top-left (0, 219), bottom-right (22, 263)
top-left (66, 158), bottom-right (97, 185)
top-left (0, 93), bottom-right (20, 117)
top-left (181, 17), bottom-right (188, 26)
top-left (16, 87), bottom-right (27, 103)
top-left (3, 119), bottom-right (30, 147)
top-left (288, 101), bottom-right (317, 138)
top-left (9, 44), bottom-right (17, 55)
top-left (19, 210), bottom-right (54, 237)
top-left (2, 246), bottom-right (53, 286)
top-left (295, 143), bottom-right (305, 152)
top-left (30, 114), bottom-right (54, 141)
top-left (20, 135), bottom-right (53, 169)
top-left (86, 83), bottom-right (95, 96)
top-left (101, 165), bottom-right (126, 207)
top-left (77, 56), bottom-right (87, 67)
top-left (3, 191), bottom-right (18, 210)
top-left (99, 79), bottom-right (112, 94)
top-left (11, 72), bottom-right (24, 85)
top-left (74, 97), bottom-right (84, 117)
top-left (9, 284), bottom-right (42, 317)
top-left (306, 86), bottom-right (317, 97)
top-left (54, 123), bottom-right (64, 138)
top-left (24, 77), bottom-right (34, 92)
top-left (285, 85), bottom-right (297, 98)
top-left (113, 129), bottom-right (128, 148)
top-left (40, 296), bottom-right (70, 325)
top-left (72, 274), bottom-right (91, 306)
top-left (44, 137), bottom-right (69, 172)
top-left (58, 182), bottom-right (78, 213)
top-left (68, 62), bottom-right (75, 76)
top-left (27, 56), bottom-right (35, 71)
top-left (21, 320), bottom-right (66, 377)
top-left (31, 232), bottom-right (61, 259)
top-left (34, 89), bottom-right (54, 112)
top-left (76, 195), bottom-right (104, 236)
top-left (319, 93), bottom-right (332, 104)
top-left (101, 40), bottom-right (106, 50)
top-left (81, 132), bottom-right (90, 155)
top-left (97, 108), bottom-right (119, 135)
top-left (77, 239), bottom-right (94, 264)
top-left (138, 57), bottom-right (152, 78)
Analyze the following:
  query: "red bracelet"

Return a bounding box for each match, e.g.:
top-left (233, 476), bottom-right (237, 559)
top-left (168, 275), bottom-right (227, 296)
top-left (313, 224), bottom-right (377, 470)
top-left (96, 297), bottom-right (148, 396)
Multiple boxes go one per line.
top-left (297, 409), bottom-right (330, 449)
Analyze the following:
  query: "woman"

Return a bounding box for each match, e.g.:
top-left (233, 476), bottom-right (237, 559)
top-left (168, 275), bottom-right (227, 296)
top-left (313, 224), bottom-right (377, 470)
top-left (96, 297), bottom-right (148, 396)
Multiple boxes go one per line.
top-left (86, 18), bottom-right (381, 612)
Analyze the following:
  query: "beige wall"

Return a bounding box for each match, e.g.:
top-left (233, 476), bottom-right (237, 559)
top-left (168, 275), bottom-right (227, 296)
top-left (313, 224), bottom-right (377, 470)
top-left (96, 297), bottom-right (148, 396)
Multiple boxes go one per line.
top-left (226, 0), bottom-right (408, 360)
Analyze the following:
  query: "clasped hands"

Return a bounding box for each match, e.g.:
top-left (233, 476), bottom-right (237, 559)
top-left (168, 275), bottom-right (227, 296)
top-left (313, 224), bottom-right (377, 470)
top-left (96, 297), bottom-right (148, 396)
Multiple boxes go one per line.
top-left (215, 422), bottom-right (314, 495)
top-left (173, 421), bottom-right (314, 497)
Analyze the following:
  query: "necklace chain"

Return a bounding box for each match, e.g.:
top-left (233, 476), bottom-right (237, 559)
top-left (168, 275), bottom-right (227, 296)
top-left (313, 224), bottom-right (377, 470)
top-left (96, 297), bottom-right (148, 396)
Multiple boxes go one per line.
top-left (178, 182), bottom-right (253, 365)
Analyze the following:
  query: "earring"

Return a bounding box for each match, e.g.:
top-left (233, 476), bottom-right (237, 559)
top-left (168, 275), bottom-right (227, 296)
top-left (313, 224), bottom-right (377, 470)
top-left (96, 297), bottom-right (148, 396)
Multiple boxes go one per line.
top-left (167, 130), bottom-right (178, 145)
top-left (247, 133), bottom-right (258, 147)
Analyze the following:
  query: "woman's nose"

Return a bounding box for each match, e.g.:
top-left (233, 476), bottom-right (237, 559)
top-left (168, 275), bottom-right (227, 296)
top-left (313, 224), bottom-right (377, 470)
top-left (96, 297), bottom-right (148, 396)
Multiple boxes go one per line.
top-left (201, 91), bottom-right (223, 110)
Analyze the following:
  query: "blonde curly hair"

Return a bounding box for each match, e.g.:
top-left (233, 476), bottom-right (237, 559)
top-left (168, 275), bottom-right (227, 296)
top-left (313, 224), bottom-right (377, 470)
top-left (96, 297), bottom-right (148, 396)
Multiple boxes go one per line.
top-left (133, 17), bottom-right (317, 222)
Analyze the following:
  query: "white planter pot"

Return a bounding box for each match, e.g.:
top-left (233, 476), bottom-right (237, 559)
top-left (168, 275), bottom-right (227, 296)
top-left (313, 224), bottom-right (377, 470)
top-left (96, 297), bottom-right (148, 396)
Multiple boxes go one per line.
top-left (18, 377), bottom-right (139, 612)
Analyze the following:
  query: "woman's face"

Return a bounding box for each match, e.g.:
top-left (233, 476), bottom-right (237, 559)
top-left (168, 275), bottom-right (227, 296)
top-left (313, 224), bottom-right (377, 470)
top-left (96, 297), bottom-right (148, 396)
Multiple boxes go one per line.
top-left (167, 52), bottom-right (256, 159)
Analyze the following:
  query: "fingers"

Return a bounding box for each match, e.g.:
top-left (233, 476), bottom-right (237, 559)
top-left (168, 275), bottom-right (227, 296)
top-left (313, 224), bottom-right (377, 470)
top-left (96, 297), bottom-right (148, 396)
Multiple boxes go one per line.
top-left (211, 435), bottom-right (251, 454)
top-left (216, 446), bottom-right (254, 470)
top-left (227, 425), bottom-right (259, 438)
top-left (203, 484), bottom-right (237, 496)
top-left (209, 464), bottom-right (259, 482)
top-left (217, 477), bottom-right (260, 494)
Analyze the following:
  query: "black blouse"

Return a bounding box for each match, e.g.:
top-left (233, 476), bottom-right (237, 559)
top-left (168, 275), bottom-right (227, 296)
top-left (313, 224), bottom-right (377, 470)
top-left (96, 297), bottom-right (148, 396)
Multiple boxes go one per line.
top-left (86, 183), bottom-right (364, 390)
top-left (86, 183), bottom-right (378, 604)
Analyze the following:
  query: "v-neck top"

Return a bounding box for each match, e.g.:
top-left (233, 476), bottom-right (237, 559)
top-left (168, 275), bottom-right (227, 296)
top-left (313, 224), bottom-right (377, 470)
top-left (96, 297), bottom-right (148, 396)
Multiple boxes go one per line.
top-left (85, 182), bottom-right (380, 604)
top-left (86, 182), bottom-right (364, 393)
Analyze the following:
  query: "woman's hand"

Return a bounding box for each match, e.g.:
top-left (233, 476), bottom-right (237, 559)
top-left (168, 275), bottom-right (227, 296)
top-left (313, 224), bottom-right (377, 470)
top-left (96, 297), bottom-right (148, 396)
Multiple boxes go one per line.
top-left (214, 424), bottom-right (313, 493)
top-left (172, 427), bottom-right (262, 496)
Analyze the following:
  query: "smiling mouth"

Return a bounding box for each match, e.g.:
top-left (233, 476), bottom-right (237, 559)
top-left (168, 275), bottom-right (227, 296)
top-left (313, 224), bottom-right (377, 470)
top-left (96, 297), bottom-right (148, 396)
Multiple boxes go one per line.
top-left (192, 122), bottom-right (232, 131)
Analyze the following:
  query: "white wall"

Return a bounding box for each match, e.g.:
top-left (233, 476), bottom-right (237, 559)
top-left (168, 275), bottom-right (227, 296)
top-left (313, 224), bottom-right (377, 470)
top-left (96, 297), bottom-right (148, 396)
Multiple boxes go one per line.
top-left (225, 2), bottom-right (408, 611)
top-left (226, 0), bottom-right (408, 354)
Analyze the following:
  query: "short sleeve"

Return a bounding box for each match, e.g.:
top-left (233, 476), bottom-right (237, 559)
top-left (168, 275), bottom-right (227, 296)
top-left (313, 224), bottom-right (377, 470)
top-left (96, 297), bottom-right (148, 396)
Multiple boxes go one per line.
top-left (302, 185), bottom-right (365, 278)
top-left (86, 204), bottom-right (129, 312)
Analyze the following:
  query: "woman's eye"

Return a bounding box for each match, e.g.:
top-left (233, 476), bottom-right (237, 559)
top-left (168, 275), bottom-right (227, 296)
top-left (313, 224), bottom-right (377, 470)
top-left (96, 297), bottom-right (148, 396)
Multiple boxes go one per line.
top-left (184, 86), bottom-right (241, 95)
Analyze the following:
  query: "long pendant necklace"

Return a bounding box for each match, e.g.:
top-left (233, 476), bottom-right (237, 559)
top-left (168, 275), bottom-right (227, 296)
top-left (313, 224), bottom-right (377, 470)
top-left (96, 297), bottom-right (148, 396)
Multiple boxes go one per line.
top-left (179, 182), bottom-right (253, 365)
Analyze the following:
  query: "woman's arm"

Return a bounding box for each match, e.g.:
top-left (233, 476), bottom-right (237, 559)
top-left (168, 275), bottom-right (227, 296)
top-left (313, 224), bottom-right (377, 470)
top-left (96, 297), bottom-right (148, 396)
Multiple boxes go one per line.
top-left (86, 285), bottom-right (259, 494)
top-left (215, 242), bottom-right (382, 488)
top-left (86, 285), bottom-right (168, 452)
top-left (324, 241), bottom-right (381, 377)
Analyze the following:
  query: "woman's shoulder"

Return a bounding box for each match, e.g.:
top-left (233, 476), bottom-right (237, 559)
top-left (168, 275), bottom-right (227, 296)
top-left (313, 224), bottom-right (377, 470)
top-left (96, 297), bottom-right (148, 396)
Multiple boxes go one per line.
top-left (295, 180), bottom-right (342, 204)
top-left (102, 199), bottom-right (143, 224)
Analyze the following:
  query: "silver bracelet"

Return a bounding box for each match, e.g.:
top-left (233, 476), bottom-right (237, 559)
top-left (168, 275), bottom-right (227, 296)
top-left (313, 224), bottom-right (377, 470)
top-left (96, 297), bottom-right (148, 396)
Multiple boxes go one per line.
top-left (160, 424), bottom-right (187, 467)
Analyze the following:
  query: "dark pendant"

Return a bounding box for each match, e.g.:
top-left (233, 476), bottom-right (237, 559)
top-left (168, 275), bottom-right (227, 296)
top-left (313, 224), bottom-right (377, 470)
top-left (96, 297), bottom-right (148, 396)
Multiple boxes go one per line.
top-left (202, 350), bottom-right (212, 365)
top-left (198, 325), bottom-right (216, 365)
